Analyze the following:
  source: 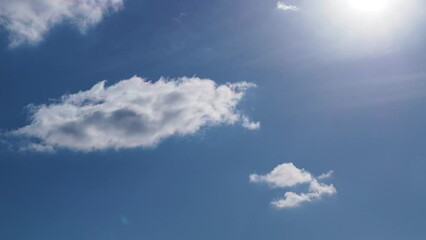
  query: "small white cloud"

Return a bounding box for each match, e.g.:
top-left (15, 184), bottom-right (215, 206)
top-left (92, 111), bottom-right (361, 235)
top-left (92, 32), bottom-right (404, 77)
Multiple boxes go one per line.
top-left (276, 1), bottom-right (299, 11)
top-left (250, 163), bottom-right (336, 209)
top-left (0, 0), bottom-right (123, 47)
top-left (318, 170), bottom-right (334, 180)
top-left (242, 116), bottom-right (260, 130)
top-left (11, 76), bottom-right (259, 152)
top-left (250, 163), bottom-right (312, 188)
top-left (272, 180), bottom-right (337, 208)
top-left (271, 191), bottom-right (311, 208)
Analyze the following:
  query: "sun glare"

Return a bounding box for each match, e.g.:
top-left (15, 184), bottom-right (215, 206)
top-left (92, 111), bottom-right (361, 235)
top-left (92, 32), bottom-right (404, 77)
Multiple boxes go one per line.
top-left (348, 0), bottom-right (390, 12)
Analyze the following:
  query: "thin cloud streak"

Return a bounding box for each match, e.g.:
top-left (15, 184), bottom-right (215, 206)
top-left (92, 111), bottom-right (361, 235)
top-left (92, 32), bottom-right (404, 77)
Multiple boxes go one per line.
top-left (276, 1), bottom-right (299, 11)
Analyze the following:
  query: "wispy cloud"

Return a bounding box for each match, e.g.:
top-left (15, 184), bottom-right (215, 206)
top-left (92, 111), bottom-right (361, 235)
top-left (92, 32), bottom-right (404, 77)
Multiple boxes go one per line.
top-left (10, 76), bottom-right (259, 152)
top-left (276, 1), bottom-right (299, 11)
top-left (318, 170), bottom-right (334, 180)
top-left (250, 163), bottom-right (336, 208)
top-left (0, 0), bottom-right (123, 47)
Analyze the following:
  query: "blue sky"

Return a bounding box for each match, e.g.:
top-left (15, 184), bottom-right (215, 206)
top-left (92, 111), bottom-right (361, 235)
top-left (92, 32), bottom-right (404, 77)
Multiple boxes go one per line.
top-left (1, 0), bottom-right (426, 239)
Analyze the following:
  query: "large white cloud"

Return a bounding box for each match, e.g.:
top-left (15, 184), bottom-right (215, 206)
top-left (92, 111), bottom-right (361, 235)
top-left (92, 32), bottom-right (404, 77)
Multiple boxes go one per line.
top-left (250, 163), bottom-right (336, 209)
top-left (0, 0), bottom-right (123, 47)
top-left (11, 76), bottom-right (259, 152)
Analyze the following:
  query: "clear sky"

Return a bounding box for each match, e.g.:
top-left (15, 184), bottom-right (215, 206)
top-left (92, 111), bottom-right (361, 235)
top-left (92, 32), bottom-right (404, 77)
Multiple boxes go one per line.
top-left (1, 0), bottom-right (426, 239)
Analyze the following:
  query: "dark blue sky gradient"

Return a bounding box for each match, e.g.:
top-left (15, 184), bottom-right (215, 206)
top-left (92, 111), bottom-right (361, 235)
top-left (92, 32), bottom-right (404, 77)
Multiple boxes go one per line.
top-left (1, 0), bottom-right (426, 239)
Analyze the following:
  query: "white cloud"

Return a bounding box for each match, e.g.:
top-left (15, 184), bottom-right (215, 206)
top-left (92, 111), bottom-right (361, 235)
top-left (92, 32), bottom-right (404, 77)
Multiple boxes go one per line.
top-left (318, 170), bottom-right (334, 180)
top-left (276, 1), bottom-right (299, 11)
top-left (0, 0), bottom-right (123, 47)
top-left (271, 180), bottom-right (337, 208)
top-left (250, 163), bottom-right (312, 188)
top-left (250, 163), bottom-right (336, 209)
top-left (242, 116), bottom-right (261, 130)
top-left (272, 191), bottom-right (311, 208)
top-left (11, 76), bottom-right (259, 152)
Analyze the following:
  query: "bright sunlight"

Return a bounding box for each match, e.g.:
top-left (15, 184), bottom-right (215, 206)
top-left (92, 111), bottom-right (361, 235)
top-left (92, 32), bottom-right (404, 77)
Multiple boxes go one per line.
top-left (348, 0), bottom-right (391, 12)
